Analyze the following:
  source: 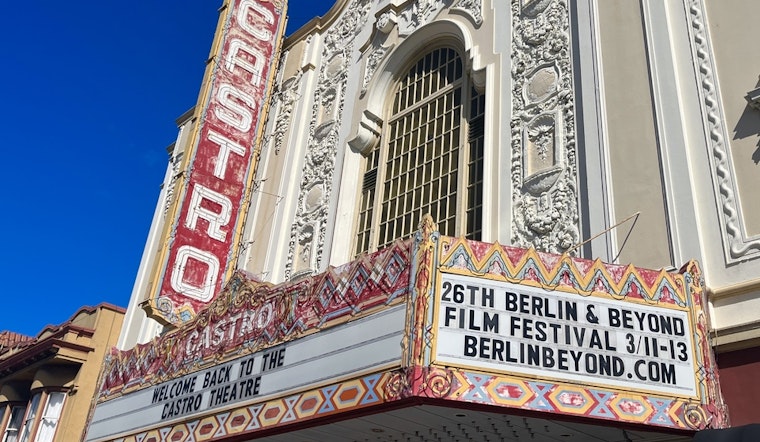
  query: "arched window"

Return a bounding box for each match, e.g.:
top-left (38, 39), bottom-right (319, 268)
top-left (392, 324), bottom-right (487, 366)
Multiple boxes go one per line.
top-left (355, 47), bottom-right (484, 254)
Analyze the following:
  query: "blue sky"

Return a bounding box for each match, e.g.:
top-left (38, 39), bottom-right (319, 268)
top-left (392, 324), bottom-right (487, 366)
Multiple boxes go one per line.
top-left (0, 0), bottom-right (331, 337)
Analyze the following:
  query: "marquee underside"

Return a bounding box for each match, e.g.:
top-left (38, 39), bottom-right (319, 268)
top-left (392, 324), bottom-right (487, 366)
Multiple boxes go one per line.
top-left (256, 404), bottom-right (691, 442)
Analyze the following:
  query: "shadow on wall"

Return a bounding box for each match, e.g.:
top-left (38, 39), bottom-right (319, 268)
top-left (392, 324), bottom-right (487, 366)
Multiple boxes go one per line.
top-left (734, 75), bottom-right (760, 164)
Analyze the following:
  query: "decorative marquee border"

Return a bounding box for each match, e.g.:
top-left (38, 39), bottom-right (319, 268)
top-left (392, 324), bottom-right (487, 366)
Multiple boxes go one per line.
top-left (410, 366), bottom-right (715, 430)
top-left (98, 240), bottom-right (411, 399)
top-left (104, 363), bottom-right (721, 442)
top-left (438, 237), bottom-right (688, 306)
top-left (111, 372), bottom-right (395, 442)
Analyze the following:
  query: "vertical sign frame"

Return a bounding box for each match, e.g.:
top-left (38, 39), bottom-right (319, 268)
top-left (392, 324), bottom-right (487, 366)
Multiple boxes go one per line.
top-left (147, 0), bottom-right (287, 324)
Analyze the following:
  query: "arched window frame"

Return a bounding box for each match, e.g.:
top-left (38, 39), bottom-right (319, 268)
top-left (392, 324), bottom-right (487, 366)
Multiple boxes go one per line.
top-left (353, 43), bottom-right (485, 255)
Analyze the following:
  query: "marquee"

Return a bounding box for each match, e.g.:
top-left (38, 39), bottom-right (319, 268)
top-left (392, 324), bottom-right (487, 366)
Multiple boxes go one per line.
top-left (85, 219), bottom-right (727, 441)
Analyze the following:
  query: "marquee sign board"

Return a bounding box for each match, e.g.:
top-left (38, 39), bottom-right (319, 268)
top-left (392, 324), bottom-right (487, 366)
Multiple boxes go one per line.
top-left (415, 232), bottom-right (727, 430)
top-left (435, 273), bottom-right (697, 397)
top-left (148, 0), bottom-right (286, 324)
top-left (86, 305), bottom-right (405, 441)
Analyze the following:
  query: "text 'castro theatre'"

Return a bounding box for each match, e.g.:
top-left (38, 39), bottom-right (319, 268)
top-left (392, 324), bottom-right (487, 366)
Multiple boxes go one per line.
top-left (84, 0), bottom-right (760, 440)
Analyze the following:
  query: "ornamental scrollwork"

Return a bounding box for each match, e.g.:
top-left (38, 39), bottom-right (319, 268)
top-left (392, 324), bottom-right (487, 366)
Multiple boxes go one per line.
top-left (510, 0), bottom-right (579, 254)
top-left (285, 0), bottom-right (373, 279)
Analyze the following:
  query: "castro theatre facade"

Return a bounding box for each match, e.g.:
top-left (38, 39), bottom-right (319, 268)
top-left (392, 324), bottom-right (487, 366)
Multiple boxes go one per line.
top-left (86, 220), bottom-right (726, 441)
top-left (88, 0), bottom-right (760, 439)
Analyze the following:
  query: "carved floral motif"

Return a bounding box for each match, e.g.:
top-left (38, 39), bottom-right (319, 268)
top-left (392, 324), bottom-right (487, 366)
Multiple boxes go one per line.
top-left (363, 0), bottom-right (470, 95)
top-left (288, 0), bottom-right (473, 278)
top-left (361, 44), bottom-right (391, 95)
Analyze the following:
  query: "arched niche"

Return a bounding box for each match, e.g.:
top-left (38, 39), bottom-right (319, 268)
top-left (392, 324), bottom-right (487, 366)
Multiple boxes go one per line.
top-left (349, 18), bottom-right (484, 155)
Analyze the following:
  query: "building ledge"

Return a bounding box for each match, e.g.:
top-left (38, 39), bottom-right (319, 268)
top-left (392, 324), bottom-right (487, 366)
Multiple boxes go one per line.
top-left (708, 277), bottom-right (760, 300)
top-left (0, 338), bottom-right (94, 378)
top-left (711, 319), bottom-right (760, 353)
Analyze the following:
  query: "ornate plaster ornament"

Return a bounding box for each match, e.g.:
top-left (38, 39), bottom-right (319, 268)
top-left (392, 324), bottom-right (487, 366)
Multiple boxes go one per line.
top-left (510, 0), bottom-right (580, 254)
top-left (375, 10), bottom-right (396, 35)
top-left (686, 0), bottom-right (760, 261)
top-left (362, 0), bottom-right (445, 95)
top-left (398, 0), bottom-right (448, 36)
top-left (285, 0), bottom-right (373, 279)
top-left (270, 71), bottom-right (303, 155)
top-left (453, 0), bottom-right (483, 26)
top-left (362, 43), bottom-right (393, 95)
top-left (362, 0), bottom-right (483, 97)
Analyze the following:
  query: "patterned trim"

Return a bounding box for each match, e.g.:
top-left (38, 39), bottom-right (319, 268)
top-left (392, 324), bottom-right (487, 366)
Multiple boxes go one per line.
top-left (112, 372), bottom-right (398, 442)
top-left (426, 366), bottom-right (711, 430)
top-left (93, 233), bottom-right (727, 440)
top-left (406, 215), bottom-right (439, 368)
top-left (439, 237), bottom-right (687, 306)
top-left (102, 360), bottom-right (721, 442)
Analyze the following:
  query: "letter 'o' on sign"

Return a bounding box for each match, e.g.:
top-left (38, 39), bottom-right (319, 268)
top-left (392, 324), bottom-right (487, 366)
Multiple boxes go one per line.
top-left (170, 245), bottom-right (220, 302)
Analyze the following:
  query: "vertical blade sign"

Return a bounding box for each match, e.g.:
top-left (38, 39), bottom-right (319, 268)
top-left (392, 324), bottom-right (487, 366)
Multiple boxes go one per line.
top-left (151, 0), bottom-right (286, 324)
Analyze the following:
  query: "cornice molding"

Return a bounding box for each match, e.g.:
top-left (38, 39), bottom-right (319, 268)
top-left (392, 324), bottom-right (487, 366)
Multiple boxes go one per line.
top-left (686, 0), bottom-right (760, 262)
top-left (708, 277), bottom-right (760, 300)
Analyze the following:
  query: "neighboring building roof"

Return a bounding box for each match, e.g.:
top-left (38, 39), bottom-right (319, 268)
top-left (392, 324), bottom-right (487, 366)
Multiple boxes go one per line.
top-left (0, 303), bottom-right (126, 370)
top-left (0, 331), bottom-right (32, 352)
top-left (34, 303), bottom-right (125, 340)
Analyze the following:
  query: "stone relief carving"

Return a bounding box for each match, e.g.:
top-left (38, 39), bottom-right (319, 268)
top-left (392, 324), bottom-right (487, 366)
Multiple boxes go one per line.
top-left (285, 0), bottom-right (488, 278)
top-left (293, 223), bottom-right (316, 277)
top-left (453, 0), bottom-right (483, 26)
top-left (362, 43), bottom-right (392, 95)
top-left (362, 1), bottom-right (444, 96)
top-left (401, 0), bottom-right (435, 33)
top-left (285, 0), bottom-right (373, 279)
top-left (398, 0), bottom-right (448, 36)
top-left (363, 0), bottom-right (478, 100)
top-left (686, 0), bottom-right (760, 261)
top-left (376, 11), bottom-right (396, 34)
top-left (510, 0), bottom-right (580, 253)
top-left (270, 72), bottom-right (302, 155)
